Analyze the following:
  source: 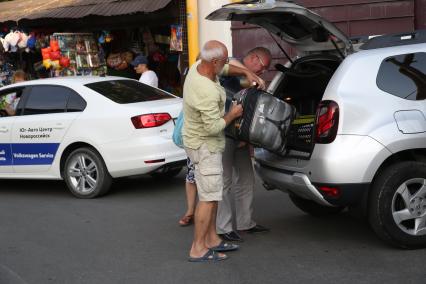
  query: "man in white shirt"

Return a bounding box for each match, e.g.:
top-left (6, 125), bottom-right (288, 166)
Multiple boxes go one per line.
top-left (131, 55), bottom-right (159, 88)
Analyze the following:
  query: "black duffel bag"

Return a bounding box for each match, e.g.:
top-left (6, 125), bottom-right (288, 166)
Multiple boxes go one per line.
top-left (225, 88), bottom-right (296, 156)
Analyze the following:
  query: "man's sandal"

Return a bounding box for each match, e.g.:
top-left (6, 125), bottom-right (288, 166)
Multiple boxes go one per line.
top-left (178, 214), bottom-right (194, 226)
top-left (210, 241), bottom-right (239, 252)
top-left (188, 249), bottom-right (228, 262)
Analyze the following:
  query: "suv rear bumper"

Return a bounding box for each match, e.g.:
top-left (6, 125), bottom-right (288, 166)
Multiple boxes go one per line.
top-left (255, 162), bottom-right (370, 207)
top-left (254, 162), bottom-right (332, 206)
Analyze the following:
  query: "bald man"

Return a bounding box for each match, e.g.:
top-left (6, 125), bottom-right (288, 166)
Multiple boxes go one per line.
top-left (183, 40), bottom-right (264, 262)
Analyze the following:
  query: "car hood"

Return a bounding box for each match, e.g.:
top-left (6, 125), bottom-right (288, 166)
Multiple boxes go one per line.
top-left (206, 0), bottom-right (352, 54)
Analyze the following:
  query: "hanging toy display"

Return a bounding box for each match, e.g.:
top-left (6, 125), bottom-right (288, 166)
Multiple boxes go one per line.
top-left (50, 33), bottom-right (107, 77)
top-left (59, 56), bottom-right (70, 68)
top-left (39, 40), bottom-right (65, 71)
top-left (0, 29), bottom-right (31, 53)
top-left (27, 33), bottom-right (36, 49)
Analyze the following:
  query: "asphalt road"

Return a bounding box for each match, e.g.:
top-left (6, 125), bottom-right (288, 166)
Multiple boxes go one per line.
top-left (0, 172), bottom-right (425, 284)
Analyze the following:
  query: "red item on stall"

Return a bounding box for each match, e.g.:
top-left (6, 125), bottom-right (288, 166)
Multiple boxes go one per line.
top-left (59, 56), bottom-right (70, 68)
top-left (41, 47), bottom-right (51, 60)
top-left (50, 50), bottom-right (61, 60)
top-left (50, 39), bottom-right (60, 51)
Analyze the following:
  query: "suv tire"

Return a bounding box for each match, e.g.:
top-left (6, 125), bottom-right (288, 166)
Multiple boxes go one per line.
top-left (369, 161), bottom-right (426, 248)
top-left (64, 147), bottom-right (112, 198)
top-left (289, 194), bottom-right (345, 216)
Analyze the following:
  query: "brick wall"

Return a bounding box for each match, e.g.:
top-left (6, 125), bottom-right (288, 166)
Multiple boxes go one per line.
top-left (231, 0), bottom-right (423, 80)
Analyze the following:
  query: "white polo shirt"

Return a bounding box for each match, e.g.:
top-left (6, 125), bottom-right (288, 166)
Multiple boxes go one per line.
top-left (139, 70), bottom-right (158, 88)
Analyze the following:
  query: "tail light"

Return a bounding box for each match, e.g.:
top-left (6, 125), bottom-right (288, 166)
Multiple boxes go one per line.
top-left (131, 113), bottom-right (172, 129)
top-left (315, 100), bottom-right (339, 144)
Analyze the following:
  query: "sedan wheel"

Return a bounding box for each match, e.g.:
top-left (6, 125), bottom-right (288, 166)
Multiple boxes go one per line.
top-left (68, 154), bottom-right (99, 195)
top-left (64, 147), bottom-right (112, 198)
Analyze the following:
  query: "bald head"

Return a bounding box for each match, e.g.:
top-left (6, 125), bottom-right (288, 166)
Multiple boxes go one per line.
top-left (200, 40), bottom-right (228, 62)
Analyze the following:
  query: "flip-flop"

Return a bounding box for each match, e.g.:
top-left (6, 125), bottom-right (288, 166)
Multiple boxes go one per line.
top-left (188, 249), bottom-right (228, 263)
top-left (209, 241), bottom-right (239, 252)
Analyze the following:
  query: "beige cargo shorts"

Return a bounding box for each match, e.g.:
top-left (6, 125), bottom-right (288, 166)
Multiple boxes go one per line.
top-left (185, 143), bottom-right (223, 202)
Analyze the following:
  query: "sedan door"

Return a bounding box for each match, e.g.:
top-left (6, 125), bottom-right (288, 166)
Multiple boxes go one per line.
top-left (11, 85), bottom-right (84, 173)
top-left (0, 88), bottom-right (23, 173)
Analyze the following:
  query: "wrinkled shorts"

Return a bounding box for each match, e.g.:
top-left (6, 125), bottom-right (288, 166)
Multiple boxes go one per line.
top-left (185, 144), bottom-right (223, 202)
top-left (186, 157), bottom-right (195, 184)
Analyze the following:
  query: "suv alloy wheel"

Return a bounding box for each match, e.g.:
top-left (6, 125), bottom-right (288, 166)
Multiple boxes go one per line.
top-left (369, 161), bottom-right (426, 248)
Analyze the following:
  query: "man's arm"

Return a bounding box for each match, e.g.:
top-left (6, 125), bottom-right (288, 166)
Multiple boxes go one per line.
top-left (228, 59), bottom-right (247, 70)
top-left (225, 64), bottom-right (266, 90)
top-left (197, 92), bottom-right (243, 135)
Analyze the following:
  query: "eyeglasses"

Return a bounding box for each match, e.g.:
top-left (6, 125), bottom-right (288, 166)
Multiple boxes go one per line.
top-left (255, 53), bottom-right (268, 73)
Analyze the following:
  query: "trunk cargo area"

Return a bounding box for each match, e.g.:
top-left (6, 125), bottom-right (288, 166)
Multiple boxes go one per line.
top-left (273, 55), bottom-right (342, 157)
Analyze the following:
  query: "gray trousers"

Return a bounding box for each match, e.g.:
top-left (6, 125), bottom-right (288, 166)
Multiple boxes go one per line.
top-left (216, 137), bottom-right (256, 233)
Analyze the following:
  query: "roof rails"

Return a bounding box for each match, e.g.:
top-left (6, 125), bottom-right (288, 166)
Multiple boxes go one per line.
top-left (224, 0), bottom-right (296, 5)
top-left (360, 30), bottom-right (426, 50)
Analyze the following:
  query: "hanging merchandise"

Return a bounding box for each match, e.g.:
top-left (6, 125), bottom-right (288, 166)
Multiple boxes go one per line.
top-left (106, 52), bottom-right (134, 71)
top-left (0, 38), bottom-right (4, 54)
top-left (50, 39), bottom-right (60, 51)
top-left (0, 59), bottom-right (14, 87)
top-left (170, 25), bottom-right (183, 52)
top-left (142, 27), bottom-right (156, 54)
top-left (152, 51), bottom-right (166, 63)
top-left (27, 33), bottom-right (36, 49)
top-left (1, 30), bottom-right (31, 53)
top-left (130, 29), bottom-right (143, 55)
top-left (49, 33), bottom-right (107, 77)
top-left (107, 53), bottom-right (122, 69)
top-left (59, 56), bottom-right (70, 68)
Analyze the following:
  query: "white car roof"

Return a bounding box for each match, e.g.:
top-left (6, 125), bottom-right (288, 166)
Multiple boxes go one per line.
top-left (0, 76), bottom-right (134, 90)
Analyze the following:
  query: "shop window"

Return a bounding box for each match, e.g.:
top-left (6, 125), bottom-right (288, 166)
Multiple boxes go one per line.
top-left (22, 86), bottom-right (72, 115)
top-left (377, 53), bottom-right (426, 100)
top-left (85, 80), bottom-right (174, 104)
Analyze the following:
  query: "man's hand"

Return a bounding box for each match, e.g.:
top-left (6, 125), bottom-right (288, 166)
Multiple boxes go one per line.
top-left (245, 70), bottom-right (266, 90)
top-left (224, 101), bottom-right (243, 126)
top-left (237, 141), bottom-right (247, 148)
top-left (227, 63), bottom-right (266, 90)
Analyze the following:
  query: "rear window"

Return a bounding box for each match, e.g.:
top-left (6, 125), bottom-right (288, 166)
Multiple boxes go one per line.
top-left (377, 52), bottom-right (426, 101)
top-left (85, 80), bottom-right (174, 104)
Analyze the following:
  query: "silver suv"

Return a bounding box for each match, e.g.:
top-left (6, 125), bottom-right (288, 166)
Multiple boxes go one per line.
top-left (209, 0), bottom-right (426, 248)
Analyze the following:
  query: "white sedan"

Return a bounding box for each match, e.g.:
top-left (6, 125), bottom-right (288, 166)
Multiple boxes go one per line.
top-left (0, 76), bottom-right (186, 198)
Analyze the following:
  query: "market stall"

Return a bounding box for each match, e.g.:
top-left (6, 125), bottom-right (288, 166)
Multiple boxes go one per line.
top-left (0, 0), bottom-right (188, 96)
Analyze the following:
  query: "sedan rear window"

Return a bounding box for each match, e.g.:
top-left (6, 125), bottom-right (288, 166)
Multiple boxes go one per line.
top-left (85, 80), bottom-right (174, 104)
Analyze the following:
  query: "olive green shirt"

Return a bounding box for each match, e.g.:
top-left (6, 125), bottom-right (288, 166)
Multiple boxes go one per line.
top-left (182, 61), bottom-right (229, 153)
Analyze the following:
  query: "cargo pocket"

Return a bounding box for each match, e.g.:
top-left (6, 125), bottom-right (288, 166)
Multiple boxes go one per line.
top-left (197, 165), bottom-right (223, 200)
top-left (196, 145), bottom-right (223, 200)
